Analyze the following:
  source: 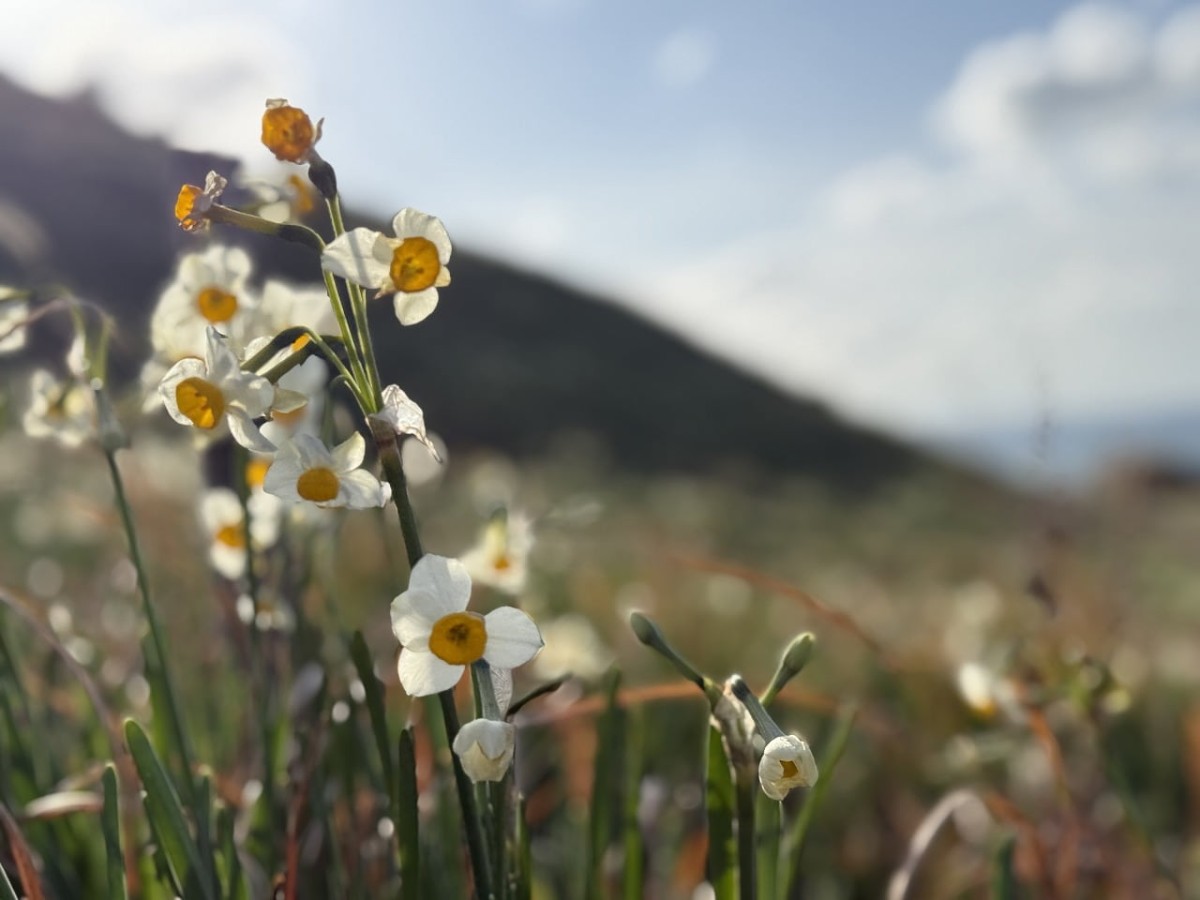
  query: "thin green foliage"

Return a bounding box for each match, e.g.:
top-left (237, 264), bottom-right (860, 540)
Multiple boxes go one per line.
top-left (705, 726), bottom-right (737, 900)
top-left (100, 766), bottom-right (128, 900)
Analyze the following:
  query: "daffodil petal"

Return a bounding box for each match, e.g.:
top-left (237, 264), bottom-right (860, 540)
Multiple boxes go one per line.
top-left (331, 431), bottom-right (365, 471)
top-left (338, 469), bottom-right (385, 508)
top-left (322, 229), bottom-right (391, 290)
top-left (392, 288), bottom-right (439, 326)
top-left (391, 208), bottom-right (452, 262)
top-left (391, 589), bottom-right (451, 645)
top-left (227, 408), bottom-right (276, 453)
top-left (407, 555), bottom-right (472, 611)
top-left (397, 647), bottom-right (462, 696)
top-left (483, 607), bottom-right (543, 669)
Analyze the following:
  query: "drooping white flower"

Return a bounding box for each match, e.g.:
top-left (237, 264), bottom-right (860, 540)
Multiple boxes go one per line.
top-left (390, 555), bottom-right (543, 697)
top-left (758, 735), bottom-right (818, 801)
top-left (150, 245), bottom-right (257, 357)
top-left (452, 718), bottom-right (516, 783)
top-left (263, 432), bottom-right (386, 509)
top-left (460, 512), bottom-right (532, 595)
top-left (22, 371), bottom-right (94, 447)
top-left (158, 327), bottom-right (275, 452)
top-left (321, 209), bottom-right (451, 325)
top-left (369, 384), bottom-right (441, 461)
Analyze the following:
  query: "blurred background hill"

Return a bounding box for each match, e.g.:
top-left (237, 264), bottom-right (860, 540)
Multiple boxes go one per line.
top-left (0, 74), bottom-right (959, 491)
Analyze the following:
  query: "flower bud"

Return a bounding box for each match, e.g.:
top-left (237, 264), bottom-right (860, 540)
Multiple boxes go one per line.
top-left (758, 734), bottom-right (818, 800)
top-left (452, 718), bottom-right (516, 783)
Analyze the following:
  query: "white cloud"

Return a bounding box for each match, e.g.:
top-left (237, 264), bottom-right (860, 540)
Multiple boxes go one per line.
top-left (643, 3), bottom-right (1200, 435)
top-left (0, 2), bottom-right (310, 162)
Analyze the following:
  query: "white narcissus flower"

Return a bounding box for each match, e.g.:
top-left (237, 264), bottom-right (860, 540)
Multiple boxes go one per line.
top-left (390, 555), bottom-right (543, 697)
top-left (22, 371), bottom-right (95, 447)
top-left (758, 735), bottom-right (818, 801)
top-left (200, 488), bottom-right (249, 580)
top-left (460, 513), bottom-right (531, 595)
top-left (159, 328), bottom-right (275, 452)
top-left (150, 245), bottom-right (257, 357)
top-left (263, 432), bottom-right (386, 509)
top-left (452, 718), bottom-right (516, 783)
top-left (321, 209), bottom-right (451, 325)
top-left (369, 384), bottom-right (441, 462)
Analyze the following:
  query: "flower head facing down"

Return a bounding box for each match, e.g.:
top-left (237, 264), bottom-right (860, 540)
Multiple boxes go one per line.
top-left (158, 327), bottom-right (275, 452)
top-left (452, 718), bottom-right (516, 783)
top-left (263, 432), bottom-right (386, 509)
top-left (175, 171), bottom-right (227, 232)
top-left (390, 555), bottom-right (543, 697)
top-left (321, 209), bottom-right (451, 325)
top-left (262, 99), bottom-right (322, 164)
top-left (758, 735), bottom-right (818, 801)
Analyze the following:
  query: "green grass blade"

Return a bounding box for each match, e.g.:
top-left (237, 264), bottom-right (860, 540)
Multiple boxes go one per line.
top-left (622, 706), bottom-right (643, 900)
top-left (782, 704), bottom-right (856, 899)
top-left (586, 669), bottom-right (621, 900)
top-left (101, 765), bottom-right (129, 900)
top-left (705, 726), bottom-right (737, 900)
top-left (124, 719), bottom-right (216, 900)
top-left (990, 832), bottom-right (1017, 899)
top-left (350, 631), bottom-right (395, 802)
top-left (396, 727), bottom-right (419, 893)
top-left (757, 792), bottom-right (780, 900)
top-left (514, 794), bottom-right (531, 900)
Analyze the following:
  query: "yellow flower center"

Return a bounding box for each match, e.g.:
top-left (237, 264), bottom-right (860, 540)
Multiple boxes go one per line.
top-left (175, 377), bottom-right (225, 430)
top-left (779, 759), bottom-right (799, 780)
top-left (215, 523), bottom-right (245, 549)
top-left (493, 554), bottom-right (512, 572)
top-left (428, 612), bottom-right (487, 665)
top-left (296, 466), bottom-right (340, 503)
top-left (245, 458), bottom-right (271, 490)
top-left (175, 184), bottom-right (202, 230)
top-left (389, 237), bottom-right (441, 293)
top-left (196, 286), bottom-right (238, 324)
top-left (262, 104), bottom-right (316, 163)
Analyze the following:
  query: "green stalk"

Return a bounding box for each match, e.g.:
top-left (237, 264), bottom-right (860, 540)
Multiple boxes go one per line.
top-left (372, 423), bottom-right (424, 569)
top-left (734, 776), bottom-right (757, 900)
top-left (103, 448), bottom-right (217, 879)
top-left (439, 691), bottom-right (495, 900)
top-left (325, 195), bottom-right (382, 401)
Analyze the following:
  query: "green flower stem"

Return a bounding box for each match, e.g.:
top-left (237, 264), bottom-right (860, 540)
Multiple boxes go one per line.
top-left (103, 446), bottom-right (217, 876)
top-left (628, 612), bottom-right (720, 704)
top-left (319, 269), bottom-right (372, 404)
top-left (371, 420), bottom-right (423, 569)
top-left (728, 676), bottom-right (785, 740)
top-left (324, 194), bottom-right (382, 401)
top-left (439, 690), bottom-right (496, 900)
top-left (734, 776), bottom-right (758, 900)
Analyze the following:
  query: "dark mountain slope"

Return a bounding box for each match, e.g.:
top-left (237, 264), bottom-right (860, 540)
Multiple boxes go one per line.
top-left (0, 76), bottom-right (949, 490)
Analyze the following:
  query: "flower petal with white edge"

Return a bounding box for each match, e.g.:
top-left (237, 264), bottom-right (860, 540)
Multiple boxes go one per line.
top-left (452, 718), bottom-right (515, 783)
top-left (397, 647), bottom-right (462, 697)
top-left (393, 288), bottom-right (439, 326)
top-left (338, 469), bottom-right (386, 508)
top-left (331, 431), bottom-right (366, 471)
top-left (321, 228), bottom-right (391, 290)
top-left (482, 606), bottom-right (544, 669)
top-left (389, 589), bottom-right (450, 648)
top-left (226, 408), bottom-right (277, 454)
top-left (392, 208), bottom-right (452, 262)
top-left (406, 555), bottom-right (472, 613)
top-left (758, 735), bottom-right (818, 801)
top-left (372, 384), bottom-right (441, 462)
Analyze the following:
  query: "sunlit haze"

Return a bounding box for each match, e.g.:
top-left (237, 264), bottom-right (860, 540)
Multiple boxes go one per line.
top-left (5, 0), bottom-right (1200, 460)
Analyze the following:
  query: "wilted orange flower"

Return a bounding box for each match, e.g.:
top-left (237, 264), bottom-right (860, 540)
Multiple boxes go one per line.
top-left (174, 171), bottom-right (227, 232)
top-left (262, 99), bottom-right (322, 163)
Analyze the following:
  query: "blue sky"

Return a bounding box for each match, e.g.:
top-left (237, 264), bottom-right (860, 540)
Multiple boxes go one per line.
top-left (4, 0), bottom-right (1200, 454)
